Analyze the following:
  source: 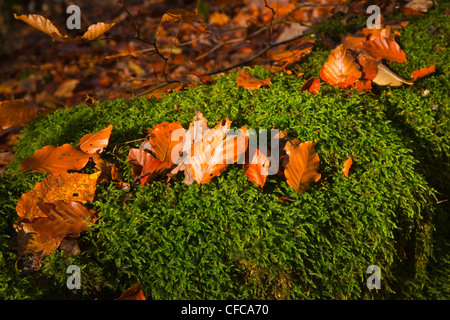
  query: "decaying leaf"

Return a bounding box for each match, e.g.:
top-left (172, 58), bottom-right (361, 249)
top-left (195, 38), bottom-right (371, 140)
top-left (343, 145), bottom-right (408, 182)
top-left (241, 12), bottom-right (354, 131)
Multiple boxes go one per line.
top-left (116, 283), bottom-right (146, 300)
top-left (236, 71), bottom-right (271, 90)
top-left (0, 99), bottom-right (40, 130)
top-left (14, 13), bottom-right (66, 39)
top-left (81, 22), bottom-right (116, 41)
top-left (77, 124), bottom-right (113, 154)
top-left (372, 63), bottom-right (413, 86)
top-left (19, 144), bottom-right (92, 175)
top-left (16, 171), bottom-right (101, 221)
top-left (342, 157), bottom-right (353, 179)
top-left (301, 77), bottom-right (321, 94)
top-left (283, 141), bottom-right (321, 194)
top-left (319, 44), bottom-right (362, 88)
top-left (243, 148), bottom-right (270, 189)
top-left (411, 65), bottom-right (435, 81)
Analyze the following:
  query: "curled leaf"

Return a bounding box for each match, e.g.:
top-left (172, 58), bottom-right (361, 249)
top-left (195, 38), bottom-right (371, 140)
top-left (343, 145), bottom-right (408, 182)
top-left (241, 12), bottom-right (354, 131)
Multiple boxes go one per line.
top-left (236, 71), bottom-right (271, 90)
top-left (360, 36), bottom-right (407, 63)
top-left (301, 77), bottom-right (321, 94)
top-left (243, 148), bottom-right (270, 189)
top-left (14, 13), bottom-right (66, 40)
top-left (82, 22), bottom-right (115, 41)
top-left (77, 124), bottom-right (113, 154)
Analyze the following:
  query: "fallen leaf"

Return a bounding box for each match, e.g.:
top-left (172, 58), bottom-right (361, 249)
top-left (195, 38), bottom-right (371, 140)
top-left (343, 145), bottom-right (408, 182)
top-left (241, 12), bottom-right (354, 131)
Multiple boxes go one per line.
top-left (14, 223), bottom-right (59, 259)
top-left (188, 117), bottom-right (248, 185)
top-left (54, 79), bottom-right (79, 98)
top-left (116, 283), bottom-right (146, 300)
top-left (372, 63), bottom-right (413, 86)
top-left (360, 36), bottom-right (407, 63)
top-left (283, 141), bottom-right (321, 194)
top-left (270, 39), bottom-right (315, 70)
top-left (128, 148), bottom-right (156, 179)
top-left (19, 144), bottom-right (92, 175)
top-left (77, 124), bottom-right (113, 154)
top-left (301, 77), bottom-right (321, 94)
top-left (0, 99), bottom-right (40, 130)
top-left (342, 157), bottom-right (353, 179)
top-left (16, 171), bottom-right (101, 221)
top-left (145, 122), bottom-right (184, 163)
top-left (243, 148), bottom-right (270, 189)
top-left (404, 0), bottom-right (433, 13)
top-left (139, 158), bottom-right (172, 186)
top-left (411, 65), bottom-right (435, 81)
top-left (32, 201), bottom-right (96, 241)
top-left (319, 44), bottom-right (362, 88)
top-left (236, 71), bottom-right (271, 90)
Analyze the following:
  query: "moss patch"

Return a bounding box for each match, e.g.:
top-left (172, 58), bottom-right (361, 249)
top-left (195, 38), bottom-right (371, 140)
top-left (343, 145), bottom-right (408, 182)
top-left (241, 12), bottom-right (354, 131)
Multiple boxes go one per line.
top-left (1, 4), bottom-right (448, 299)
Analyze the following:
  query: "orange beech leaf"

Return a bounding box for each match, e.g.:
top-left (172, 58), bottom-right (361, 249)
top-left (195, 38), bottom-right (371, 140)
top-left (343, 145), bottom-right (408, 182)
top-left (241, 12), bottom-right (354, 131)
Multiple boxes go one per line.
top-left (145, 122), bottom-right (184, 163)
top-left (319, 44), bottom-right (362, 88)
top-left (14, 223), bottom-right (59, 259)
top-left (116, 283), bottom-right (146, 300)
top-left (19, 144), bottom-right (92, 175)
top-left (16, 171), bottom-right (101, 221)
top-left (342, 157), bottom-right (353, 179)
top-left (357, 55), bottom-right (378, 81)
top-left (77, 124), bottom-right (113, 154)
top-left (341, 32), bottom-right (366, 51)
top-left (158, 9), bottom-right (220, 38)
top-left (32, 201), bottom-right (97, 241)
top-left (81, 22), bottom-right (115, 41)
top-left (139, 159), bottom-right (172, 186)
top-left (270, 39), bottom-right (315, 69)
top-left (0, 99), bottom-right (40, 130)
top-left (128, 148), bottom-right (156, 179)
top-left (188, 117), bottom-right (248, 185)
top-left (411, 65), bottom-right (435, 81)
top-left (283, 141), bottom-right (321, 194)
top-left (236, 71), bottom-right (271, 90)
top-left (360, 36), bottom-right (407, 63)
top-left (301, 77), bottom-right (321, 94)
top-left (14, 13), bottom-right (66, 39)
top-left (401, 7), bottom-right (423, 15)
top-left (243, 149), bottom-right (270, 189)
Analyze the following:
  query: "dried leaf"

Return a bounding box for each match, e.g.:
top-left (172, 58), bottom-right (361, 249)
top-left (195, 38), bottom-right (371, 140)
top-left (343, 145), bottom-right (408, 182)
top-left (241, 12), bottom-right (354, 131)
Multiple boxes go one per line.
top-left (54, 79), bottom-right (79, 98)
top-left (139, 159), bottom-right (172, 186)
top-left (411, 65), bottom-right (435, 81)
top-left (360, 36), bottom-right (407, 63)
top-left (188, 118), bottom-right (248, 185)
top-left (372, 63), bottom-right (413, 86)
top-left (145, 122), bottom-right (184, 163)
top-left (14, 223), bottom-right (59, 258)
top-left (319, 44), bottom-right (362, 88)
top-left (301, 77), bottom-right (321, 94)
top-left (81, 22), bottom-right (115, 41)
top-left (16, 171), bottom-right (101, 221)
top-left (19, 144), bottom-right (92, 175)
top-left (270, 39), bottom-right (315, 69)
top-left (116, 283), bottom-right (146, 300)
top-left (0, 99), bottom-right (40, 130)
top-left (283, 141), bottom-right (321, 194)
top-left (128, 148), bottom-right (156, 179)
top-left (32, 201), bottom-right (96, 241)
top-left (14, 13), bottom-right (66, 39)
top-left (404, 0), bottom-right (433, 13)
top-left (243, 149), bottom-right (270, 189)
top-left (236, 71), bottom-right (271, 90)
top-left (77, 124), bottom-right (113, 154)
top-left (342, 157), bottom-right (353, 179)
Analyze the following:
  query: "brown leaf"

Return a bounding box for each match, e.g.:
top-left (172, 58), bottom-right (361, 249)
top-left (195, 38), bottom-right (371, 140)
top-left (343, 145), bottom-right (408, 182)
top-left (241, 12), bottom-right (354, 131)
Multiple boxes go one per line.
top-left (14, 223), bottom-right (59, 259)
top-left (116, 283), bottom-right (146, 300)
top-left (236, 71), bottom-right (271, 90)
top-left (128, 148), bottom-right (156, 179)
top-left (19, 144), bottom-right (91, 175)
top-left (360, 36), bottom-right (407, 63)
top-left (188, 117), bottom-right (248, 185)
top-left (283, 141), bottom-right (321, 194)
top-left (372, 63), bottom-right (413, 86)
top-left (14, 13), bottom-right (66, 40)
top-left (81, 22), bottom-right (115, 41)
top-left (139, 159), bottom-right (172, 186)
top-left (342, 157), bottom-right (353, 179)
top-left (301, 77), bottom-right (321, 94)
top-left (0, 99), bottom-right (40, 130)
top-left (77, 124), bottom-right (113, 154)
top-left (270, 39), bottom-right (315, 69)
top-left (54, 79), bottom-right (79, 98)
top-left (145, 122), bottom-right (184, 163)
top-left (16, 172), bottom-right (101, 221)
top-left (32, 201), bottom-right (96, 241)
top-left (411, 65), bottom-right (435, 81)
top-left (243, 149), bottom-right (270, 189)
top-left (319, 44), bottom-right (362, 88)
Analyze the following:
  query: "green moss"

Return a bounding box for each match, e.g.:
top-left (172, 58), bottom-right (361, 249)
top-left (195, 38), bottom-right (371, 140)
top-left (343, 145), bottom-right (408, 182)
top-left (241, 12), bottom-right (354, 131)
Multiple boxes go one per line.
top-left (1, 4), bottom-right (448, 299)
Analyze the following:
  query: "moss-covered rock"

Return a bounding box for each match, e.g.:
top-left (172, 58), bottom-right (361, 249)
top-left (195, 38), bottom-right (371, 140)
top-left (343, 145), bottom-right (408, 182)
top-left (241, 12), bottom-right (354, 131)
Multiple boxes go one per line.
top-left (0, 4), bottom-right (448, 299)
